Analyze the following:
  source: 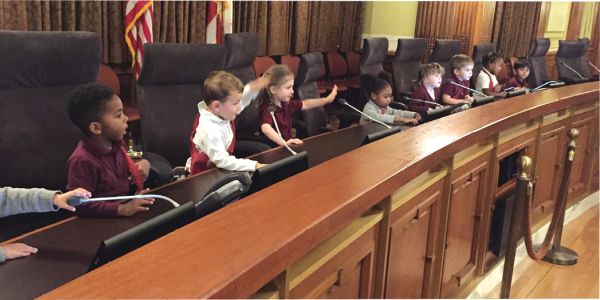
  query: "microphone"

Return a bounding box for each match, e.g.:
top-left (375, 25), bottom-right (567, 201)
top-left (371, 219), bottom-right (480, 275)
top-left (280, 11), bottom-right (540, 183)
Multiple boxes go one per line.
top-left (588, 60), bottom-right (600, 73)
top-left (401, 96), bottom-right (443, 108)
top-left (530, 80), bottom-right (560, 92)
top-left (267, 106), bottom-right (297, 155)
top-left (445, 79), bottom-right (488, 97)
top-left (338, 98), bottom-right (391, 129)
top-left (66, 194), bottom-right (180, 208)
top-left (560, 62), bottom-right (585, 79)
top-left (503, 87), bottom-right (516, 92)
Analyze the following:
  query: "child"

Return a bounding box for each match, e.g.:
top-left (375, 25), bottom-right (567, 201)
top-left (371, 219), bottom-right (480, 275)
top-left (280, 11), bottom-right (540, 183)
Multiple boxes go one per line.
top-left (66, 83), bottom-right (154, 218)
top-left (362, 72), bottom-right (420, 125)
top-left (476, 52), bottom-right (507, 98)
top-left (0, 187), bottom-right (90, 262)
top-left (409, 63), bottom-right (444, 114)
top-left (442, 54), bottom-right (475, 105)
top-left (505, 58), bottom-right (530, 90)
top-left (187, 71), bottom-right (269, 175)
top-left (257, 65), bottom-right (338, 146)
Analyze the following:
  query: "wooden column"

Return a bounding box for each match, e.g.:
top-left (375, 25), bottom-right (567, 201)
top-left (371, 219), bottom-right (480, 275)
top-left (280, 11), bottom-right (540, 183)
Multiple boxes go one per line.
top-left (536, 2), bottom-right (551, 39)
top-left (566, 2), bottom-right (585, 41)
top-left (415, 1), bottom-right (456, 62)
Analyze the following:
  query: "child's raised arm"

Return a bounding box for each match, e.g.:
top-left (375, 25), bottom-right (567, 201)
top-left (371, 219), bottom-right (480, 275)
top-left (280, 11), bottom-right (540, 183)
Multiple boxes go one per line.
top-left (260, 124), bottom-right (303, 146)
top-left (302, 85), bottom-right (338, 110)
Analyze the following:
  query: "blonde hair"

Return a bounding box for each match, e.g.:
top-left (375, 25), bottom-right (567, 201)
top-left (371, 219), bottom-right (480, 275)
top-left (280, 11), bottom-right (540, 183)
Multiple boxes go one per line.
top-left (203, 71), bottom-right (244, 105)
top-left (256, 64), bottom-right (294, 107)
top-left (411, 63), bottom-right (445, 91)
top-left (450, 54), bottom-right (474, 73)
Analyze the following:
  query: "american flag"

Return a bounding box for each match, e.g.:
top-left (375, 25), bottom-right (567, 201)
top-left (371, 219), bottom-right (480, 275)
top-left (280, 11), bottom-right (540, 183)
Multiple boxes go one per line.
top-left (125, 0), bottom-right (153, 79)
top-left (206, 1), bottom-right (232, 44)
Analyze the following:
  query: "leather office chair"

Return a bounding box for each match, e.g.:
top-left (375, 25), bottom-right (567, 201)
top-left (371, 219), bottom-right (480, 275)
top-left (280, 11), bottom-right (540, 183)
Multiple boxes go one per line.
top-left (471, 43), bottom-right (495, 90)
top-left (579, 38), bottom-right (599, 81)
top-left (392, 38), bottom-right (427, 100)
top-left (253, 56), bottom-right (276, 78)
top-left (295, 52), bottom-right (334, 137)
top-left (528, 38), bottom-right (552, 88)
top-left (359, 38), bottom-right (389, 76)
top-left (427, 39), bottom-right (462, 81)
top-left (555, 40), bottom-right (589, 85)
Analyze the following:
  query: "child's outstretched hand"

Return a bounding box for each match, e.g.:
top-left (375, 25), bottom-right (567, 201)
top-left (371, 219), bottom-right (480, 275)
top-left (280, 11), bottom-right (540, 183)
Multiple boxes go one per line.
top-left (135, 159), bottom-right (150, 181)
top-left (117, 197), bottom-right (154, 217)
top-left (1, 243), bottom-right (38, 260)
top-left (325, 85), bottom-right (338, 103)
top-left (250, 75), bottom-right (270, 91)
top-left (286, 138), bottom-right (304, 146)
top-left (465, 95), bottom-right (474, 103)
top-left (54, 188), bottom-right (91, 212)
top-left (403, 118), bottom-right (419, 125)
top-left (413, 113), bottom-right (422, 122)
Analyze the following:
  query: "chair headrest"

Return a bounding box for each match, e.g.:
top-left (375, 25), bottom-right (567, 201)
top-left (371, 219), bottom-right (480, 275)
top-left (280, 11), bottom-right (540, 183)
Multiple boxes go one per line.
top-left (224, 32), bottom-right (260, 70)
top-left (295, 52), bottom-right (323, 88)
top-left (361, 38), bottom-right (389, 65)
top-left (472, 43), bottom-right (495, 64)
top-left (578, 38), bottom-right (590, 53)
top-left (138, 43), bottom-right (226, 86)
top-left (393, 38), bottom-right (427, 62)
top-left (0, 30), bottom-right (102, 90)
top-left (428, 39), bottom-right (462, 62)
top-left (529, 38), bottom-right (550, 57)
top-left (556, 40), bottom-right (586, 59)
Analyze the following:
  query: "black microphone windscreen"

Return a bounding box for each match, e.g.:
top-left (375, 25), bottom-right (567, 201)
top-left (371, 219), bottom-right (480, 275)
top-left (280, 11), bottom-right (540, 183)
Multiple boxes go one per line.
top-left (401, 96), bottom-right (409, 102)
top-left (267, 106), bottom-right (275, 114)
top-left (446, 79), bottom-right (453, 84)
top-left (338, 98), bottom-right (347, 105)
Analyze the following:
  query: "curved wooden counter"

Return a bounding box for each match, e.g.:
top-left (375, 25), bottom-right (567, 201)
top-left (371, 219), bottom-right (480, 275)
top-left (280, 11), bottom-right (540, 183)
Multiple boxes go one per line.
top-left (39, 83), bottom-right (599, 299)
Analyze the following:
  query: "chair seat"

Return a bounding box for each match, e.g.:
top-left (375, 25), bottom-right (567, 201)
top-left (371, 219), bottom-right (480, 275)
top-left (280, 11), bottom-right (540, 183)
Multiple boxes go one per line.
top-left (123, 107), bottom-right (140, 121)
top-left (318, 87), bottom-right (327, 94)
top-left (332, 79), bottom-right (359, 89)
top-left (317, 82), bottom-right (348, 92)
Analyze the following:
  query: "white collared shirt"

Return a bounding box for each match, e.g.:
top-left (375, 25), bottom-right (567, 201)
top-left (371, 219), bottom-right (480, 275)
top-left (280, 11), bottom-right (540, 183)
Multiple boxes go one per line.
top-left (476, 68), bottom-right (498, 93)
top-left (185, 85), bottom-right (259, 172)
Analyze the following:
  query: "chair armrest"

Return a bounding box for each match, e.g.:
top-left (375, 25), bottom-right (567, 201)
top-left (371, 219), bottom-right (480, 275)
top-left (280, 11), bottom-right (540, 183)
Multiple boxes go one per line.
top-left (389, 101), bottom-right (408, 110)
top-left (143, 152), bottom-right (174, 188)
top-left (234, 140), bottom-right (271, 158)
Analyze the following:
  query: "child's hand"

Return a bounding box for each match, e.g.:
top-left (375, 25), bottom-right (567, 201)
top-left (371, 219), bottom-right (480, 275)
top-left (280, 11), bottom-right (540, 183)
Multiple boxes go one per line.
top-left (414, 113), bottom-right (422, 122)
top-left (325, 85), bottom-right (338, 103)
top-left (255, 162), bottom-right (268, 169)
top-left (54, 188), bottom-right (91, 212)
top-left (135, 159), bottom-right (150, 181)
top-left (117, 197), bottom-right (154, 217)
top-left (428, 107), bottom-right (433, 111)
top-left (1, 243), bottom-right (38, 260)
top-left (286, 138), bottom-right (304, 145)
top-left (250, 75), bottom-right (270, 91)
top-left (465, 95), bottom-right (474, 103)
top-left (404, 118), bottom-right (419, 125)
top-left (499, 92), bottom-right (508, 98)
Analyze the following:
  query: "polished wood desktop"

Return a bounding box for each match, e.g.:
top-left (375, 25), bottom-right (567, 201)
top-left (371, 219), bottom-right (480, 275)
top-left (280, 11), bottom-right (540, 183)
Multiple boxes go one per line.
top-left (4, 84), bottom-right (599, 300)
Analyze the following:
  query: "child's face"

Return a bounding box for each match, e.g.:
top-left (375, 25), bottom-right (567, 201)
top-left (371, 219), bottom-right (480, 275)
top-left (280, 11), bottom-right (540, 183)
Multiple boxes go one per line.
top-left (270, 78), bottom-right (295, 103)
top-left (423, 73), bottom-right (442, 88)
top-left (454, 65), bottom-right (473, 81)
top-left (371, 85), bottom-right (393, 108)
top-left (213, 90), bottom-right (243, 121)
top-left (98, 95), bottom-right (128, 142)
top-left (487, 59), bottom-right (504, 75)
top-left (516, 66), bottom-right (530, 80)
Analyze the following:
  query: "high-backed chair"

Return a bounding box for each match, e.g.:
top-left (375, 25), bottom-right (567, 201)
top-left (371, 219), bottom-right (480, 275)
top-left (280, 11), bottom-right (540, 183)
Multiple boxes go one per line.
top-left (579, 38), bottom-right (599, 81)
top-left (327, 52), bottom-right (360, 88)
top-left (528, 38), bottom-right (552, 88)
top-left (427, 39), bottom-right (462, 81)
top-left (253, 56), bottom-right (276, 78)
top-left (0, 31), bottom-right (102, 190)
top-left (392, 38), bottom-right (427, 99)
top-left (295, 52), bottom-right (332, 137)
top-left (471, 43), bottom-right (495, 89)
top-left (555, 40), bottom-right (589, 84)
top-left (359, 38), bottom-right (389, 76)
top-left (137, 43), bottom-right (227, 167)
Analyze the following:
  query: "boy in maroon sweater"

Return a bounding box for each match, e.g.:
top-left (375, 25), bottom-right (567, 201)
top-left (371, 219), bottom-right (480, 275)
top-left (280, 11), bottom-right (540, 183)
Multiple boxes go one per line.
top-left (66, 83), bottom-right (153, 217)
top-left (505, 58), bottom-right (530, 90)
top-left (441, 54), bottom-right (475, 105)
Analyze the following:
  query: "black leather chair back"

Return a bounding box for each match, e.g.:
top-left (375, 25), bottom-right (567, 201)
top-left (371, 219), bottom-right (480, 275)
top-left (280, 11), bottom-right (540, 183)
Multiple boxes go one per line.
top-left (556, 40), bottom-right (589, 80)
top-left (360, 38), bottom-right (389, 76)
top-left (223, 32), bottom-right (261, 137)
top-left (428, 39), bottom-right (462, 81)
top-left (471, 43), bottom-right (495, 89)
top-left (0, 31), bottom-right (102, 190)
top-left (137, 43), bottom-right (226, 167)
top-left (528, 38), bottom-right (551, 87)
top-left (392, 38), bottom-right (427, 97)
top-left (295, 53), bottom-right (328, 137)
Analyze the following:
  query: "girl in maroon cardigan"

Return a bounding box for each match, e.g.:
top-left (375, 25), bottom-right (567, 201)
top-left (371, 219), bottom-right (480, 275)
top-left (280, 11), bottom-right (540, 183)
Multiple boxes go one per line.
top-left (409, 63), bottom-right (445, 115)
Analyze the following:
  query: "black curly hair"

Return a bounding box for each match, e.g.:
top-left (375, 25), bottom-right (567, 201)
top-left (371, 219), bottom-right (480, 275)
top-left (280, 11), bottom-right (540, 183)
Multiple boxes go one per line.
top-left (67, 83), bottom-right (115, 134)
top-left (360, 71), bottom-right (392, 97)
top-left (482, 52), bottom-right (502, 67)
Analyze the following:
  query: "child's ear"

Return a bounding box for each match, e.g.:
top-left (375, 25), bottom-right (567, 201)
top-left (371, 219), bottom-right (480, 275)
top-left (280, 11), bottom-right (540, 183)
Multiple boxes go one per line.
top-left (454, 69), bottom-right (460, 76)
top-left (269, 85), bottom-right (278, 95)
top-left (88, 122), bottom-right (102, 135)
top-left (211, 101), bottom-right (220, 112)
top-left (370, 92), bottom-right (377, 100)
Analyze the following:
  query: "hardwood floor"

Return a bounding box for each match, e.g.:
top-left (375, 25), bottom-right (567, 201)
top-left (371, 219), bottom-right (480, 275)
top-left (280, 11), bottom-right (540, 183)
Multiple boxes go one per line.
top-left (486, 204), bottom-right (599, 299)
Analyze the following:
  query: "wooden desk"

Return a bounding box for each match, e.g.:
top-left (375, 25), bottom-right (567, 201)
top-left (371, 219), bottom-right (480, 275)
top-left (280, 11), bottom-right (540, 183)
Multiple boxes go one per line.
top-left (0, 122), bottom-right (395, 300)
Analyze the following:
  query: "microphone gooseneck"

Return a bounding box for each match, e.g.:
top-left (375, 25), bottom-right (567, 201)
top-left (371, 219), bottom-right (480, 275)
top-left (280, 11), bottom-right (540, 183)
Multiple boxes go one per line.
top-left (400, 96), bottom-right (443, 108)
top-left (338, 98), bottom-right (391, 129)
top-left (66, 194), bottom-right (180, 208)
top-left (588, 61), bottom-right (600, 73)
top-left (530, 80), bottom-right (559, 92)
top-left (445, 79), bottom-right (488, 97)
top-left (268, 106), bottom-right (297, 155)
top-left (560, 62), bottom-right (585, 79)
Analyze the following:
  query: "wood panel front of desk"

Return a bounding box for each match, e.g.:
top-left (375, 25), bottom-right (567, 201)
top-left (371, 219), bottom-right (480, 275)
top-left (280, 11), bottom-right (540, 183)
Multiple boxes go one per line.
top-left (40, 83), bottom-right (599, 299)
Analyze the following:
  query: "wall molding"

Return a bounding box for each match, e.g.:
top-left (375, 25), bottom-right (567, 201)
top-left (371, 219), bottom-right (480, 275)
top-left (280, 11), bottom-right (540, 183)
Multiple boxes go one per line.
top-left (361, 34), bottom-right (414, 52)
